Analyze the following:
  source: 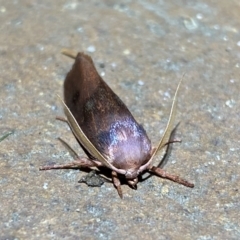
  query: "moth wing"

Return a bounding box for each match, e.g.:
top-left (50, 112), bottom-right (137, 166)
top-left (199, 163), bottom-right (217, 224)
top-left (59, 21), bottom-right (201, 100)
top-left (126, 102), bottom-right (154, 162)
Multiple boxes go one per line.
top-left (149, 78), bottom-right (183, 163)
top-left (60, 97), bottom-right (119, 170)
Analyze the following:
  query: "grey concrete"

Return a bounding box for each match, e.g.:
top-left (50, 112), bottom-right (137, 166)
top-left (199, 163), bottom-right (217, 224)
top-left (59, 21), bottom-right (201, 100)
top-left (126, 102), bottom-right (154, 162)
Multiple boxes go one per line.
top-left (0, 0), bottom-right (239, 239)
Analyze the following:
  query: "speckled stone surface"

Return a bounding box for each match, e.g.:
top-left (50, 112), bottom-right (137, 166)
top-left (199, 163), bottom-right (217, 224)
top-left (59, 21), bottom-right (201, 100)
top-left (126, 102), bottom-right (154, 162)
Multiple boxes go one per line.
top-left (0, 1), bottom-right (239, 239)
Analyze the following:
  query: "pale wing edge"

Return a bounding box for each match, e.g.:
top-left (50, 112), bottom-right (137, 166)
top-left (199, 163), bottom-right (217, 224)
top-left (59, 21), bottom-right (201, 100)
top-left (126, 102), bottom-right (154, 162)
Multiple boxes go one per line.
top-left (149, 77), bottom-right (183, 163)
top-left (60, 97), bottom-right (124, 173)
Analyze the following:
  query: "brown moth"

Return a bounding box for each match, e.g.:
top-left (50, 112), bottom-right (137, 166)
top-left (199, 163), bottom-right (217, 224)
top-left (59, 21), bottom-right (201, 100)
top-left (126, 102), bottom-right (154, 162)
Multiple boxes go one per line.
top-left (40, 50), bottom-right (194, 198)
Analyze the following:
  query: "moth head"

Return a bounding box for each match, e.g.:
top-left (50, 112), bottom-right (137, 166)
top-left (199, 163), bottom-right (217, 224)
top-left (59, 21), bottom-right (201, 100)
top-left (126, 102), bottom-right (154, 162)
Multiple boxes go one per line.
top-left (125, 169), bottom-right (139, 179)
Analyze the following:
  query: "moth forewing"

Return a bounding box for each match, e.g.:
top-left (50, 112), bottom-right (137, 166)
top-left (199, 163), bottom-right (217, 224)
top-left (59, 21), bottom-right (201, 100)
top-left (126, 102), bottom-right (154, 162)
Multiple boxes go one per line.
top-left (149, 78), bottom-right (183, 163)
top-left (60, 97), bottom-right (124, 173)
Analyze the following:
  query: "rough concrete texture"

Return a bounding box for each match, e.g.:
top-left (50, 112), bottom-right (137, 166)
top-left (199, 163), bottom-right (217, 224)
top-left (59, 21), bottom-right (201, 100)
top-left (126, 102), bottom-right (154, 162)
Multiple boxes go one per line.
top-left (0, 0), bottom-right (239, 239)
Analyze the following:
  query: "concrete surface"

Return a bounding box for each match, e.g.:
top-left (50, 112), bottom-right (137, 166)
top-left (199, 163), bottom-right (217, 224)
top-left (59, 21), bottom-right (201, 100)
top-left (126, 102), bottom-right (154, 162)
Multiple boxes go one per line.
top-left (0, 0), bottom-right (239, 239)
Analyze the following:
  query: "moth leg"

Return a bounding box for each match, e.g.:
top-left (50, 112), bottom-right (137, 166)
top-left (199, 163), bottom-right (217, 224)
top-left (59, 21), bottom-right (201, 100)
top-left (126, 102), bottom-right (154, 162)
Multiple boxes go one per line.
top-left (164, 139), bottom-right (182, 146)
top-left (39, 157), bottom-right (101, 171)
top-left (111, 171), bottom-right (123, 198)
top-left (149, 166), bottom-right (194, 188)
top-left (127, 178), bottom-right (138, 190)
top-left (56, 116), bottom-right (68, 123)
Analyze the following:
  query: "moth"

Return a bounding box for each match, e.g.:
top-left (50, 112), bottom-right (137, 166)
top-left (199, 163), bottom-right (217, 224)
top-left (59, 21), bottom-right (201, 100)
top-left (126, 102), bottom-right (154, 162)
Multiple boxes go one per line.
top-left (40, 50), bottom-right (194, 198)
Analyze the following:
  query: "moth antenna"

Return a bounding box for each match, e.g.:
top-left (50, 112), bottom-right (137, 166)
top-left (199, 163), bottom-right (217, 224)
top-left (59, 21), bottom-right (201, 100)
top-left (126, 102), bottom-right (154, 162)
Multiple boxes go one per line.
top-left (149, 74), bottom-right (185, 163)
